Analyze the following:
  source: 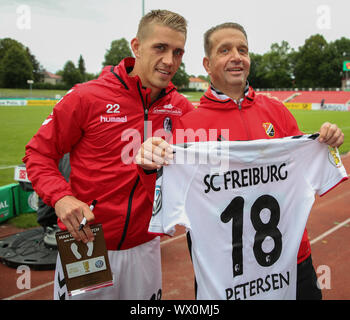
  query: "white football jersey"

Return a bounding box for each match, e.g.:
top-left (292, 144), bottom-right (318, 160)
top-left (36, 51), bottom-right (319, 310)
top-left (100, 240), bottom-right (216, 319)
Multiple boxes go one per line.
top-left (149, 135), bottom-right (348, 300)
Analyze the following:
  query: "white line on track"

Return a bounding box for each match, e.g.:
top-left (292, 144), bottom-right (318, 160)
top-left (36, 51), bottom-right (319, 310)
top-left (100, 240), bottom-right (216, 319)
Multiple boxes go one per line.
top-left (4, 212), bottom-right (350, 300)
top-left (3, 280), bottom-right (54, 300)
top-left (3, 163), bottom-right (349, 300)
top-left (310, 217), bottom-right (350, 245)
top-left (4, 234), bottom-right (188, 300)
top-left (160, 233), bottom-right (186, 246)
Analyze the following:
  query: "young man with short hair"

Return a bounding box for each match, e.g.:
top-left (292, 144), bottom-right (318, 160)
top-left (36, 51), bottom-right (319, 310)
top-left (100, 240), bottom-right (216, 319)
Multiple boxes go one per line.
top-left (23, 9), bottom-right (193, 300)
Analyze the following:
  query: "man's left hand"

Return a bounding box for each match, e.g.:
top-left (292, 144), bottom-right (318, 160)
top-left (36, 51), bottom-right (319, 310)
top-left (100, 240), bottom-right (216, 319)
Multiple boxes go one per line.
top-left (318, 122), bottom-right (344, 148)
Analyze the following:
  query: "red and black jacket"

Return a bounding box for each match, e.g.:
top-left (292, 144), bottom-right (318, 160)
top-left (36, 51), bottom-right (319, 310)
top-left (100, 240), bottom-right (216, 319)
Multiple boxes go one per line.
top-left (23, 57), bottom-right (194, 250)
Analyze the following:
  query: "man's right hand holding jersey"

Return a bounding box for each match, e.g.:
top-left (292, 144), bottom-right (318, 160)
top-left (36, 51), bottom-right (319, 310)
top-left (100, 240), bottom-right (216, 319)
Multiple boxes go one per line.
top-left (135, 137), bottom-right (173, 170)
top-left (55, 195), bottom-right (95, 243)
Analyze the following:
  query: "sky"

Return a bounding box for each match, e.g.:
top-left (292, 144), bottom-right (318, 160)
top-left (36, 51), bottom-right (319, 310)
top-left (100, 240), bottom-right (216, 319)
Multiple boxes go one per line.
top-left (1, 0), bottom-right (349, 77)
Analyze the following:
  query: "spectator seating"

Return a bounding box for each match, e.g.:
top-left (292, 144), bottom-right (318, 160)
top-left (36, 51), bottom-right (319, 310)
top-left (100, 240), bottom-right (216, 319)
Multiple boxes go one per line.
top-left (258, 90), bottom-right (350, 104)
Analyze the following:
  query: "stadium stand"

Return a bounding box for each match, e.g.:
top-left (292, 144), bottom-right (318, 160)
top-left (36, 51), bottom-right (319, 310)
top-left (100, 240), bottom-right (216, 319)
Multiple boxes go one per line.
top-left (289, 91), bottom-right (350, 104)
top-left (256, 91), bottom-right (297, 102)
top-left (257, 90), bottom-right (350, 104)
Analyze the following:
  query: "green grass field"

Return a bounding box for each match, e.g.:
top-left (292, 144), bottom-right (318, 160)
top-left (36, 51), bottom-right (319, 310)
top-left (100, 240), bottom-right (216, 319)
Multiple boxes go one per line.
top-left (1, 89), bottom-right (349, 228)
top-left (181, 91), bottom-right (205, 101)
top-left (290, 110), bottom-right (350, 154)
top-left (0, 105), bottom-right (54, 185)
top-left (0, 88), bottom-right (68, 99)
top-left (0, 90), bottom-right (349, 187)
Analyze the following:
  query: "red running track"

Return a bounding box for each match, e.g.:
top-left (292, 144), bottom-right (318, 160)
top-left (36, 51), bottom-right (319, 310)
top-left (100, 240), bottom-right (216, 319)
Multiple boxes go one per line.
top-left (0, 154), bottom-right (349, 300)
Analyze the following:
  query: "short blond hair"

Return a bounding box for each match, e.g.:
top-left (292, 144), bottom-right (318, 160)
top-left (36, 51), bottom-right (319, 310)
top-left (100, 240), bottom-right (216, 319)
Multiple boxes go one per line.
top-left (204, 22), bottom-right (248, 57)
top-left (136, 9), bottom-right (187, 40)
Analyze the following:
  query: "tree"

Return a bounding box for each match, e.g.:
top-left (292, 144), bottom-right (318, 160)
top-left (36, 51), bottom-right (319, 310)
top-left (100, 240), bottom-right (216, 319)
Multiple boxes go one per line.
top-left (85, 72), bottom-right (99, 81)
top-left (0, 45), bottom-right (33, 88)
top-left (26, 47), bottom-right (44, 83)
top-left (259, 41), bottom-right (294, 88)
top-left (78, 54), bottom-right (86, 82)
top-left (0, 38), bottom-right (45, 87)
top-left (320, 37), bottom-right (350, 87)
top-left (293, 34), bottom-right (328, 88)
top-left (248, 53), bottom-right (264, 88)
top-left (171, 62), bottom-right (189, 88)
top-left (103, 38), bottom-right (132, 67)
top-left (62, 60), bottom-right (82, 88)
top-left (0, 38), bottom-right (24, 61)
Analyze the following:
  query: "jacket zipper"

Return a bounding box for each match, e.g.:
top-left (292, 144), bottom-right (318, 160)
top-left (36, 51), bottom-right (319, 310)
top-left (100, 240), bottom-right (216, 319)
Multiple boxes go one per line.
top-left (144, 108), bottom-right (149, 140)
top-left (138, 83), bottom-right (175, 140)
top-left (137, 82), bottom-right (150, 141)
top-left (117, 176), bottom-right (140, 250)
top-left (117, 85), bottom-right (173, 249)
top-left (237, 100), bottom-right (252, 140)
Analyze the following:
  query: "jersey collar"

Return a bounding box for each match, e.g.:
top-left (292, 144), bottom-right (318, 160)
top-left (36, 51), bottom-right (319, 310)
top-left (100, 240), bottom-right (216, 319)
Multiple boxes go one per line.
top-left (210, 81), bottom-right (250, 105)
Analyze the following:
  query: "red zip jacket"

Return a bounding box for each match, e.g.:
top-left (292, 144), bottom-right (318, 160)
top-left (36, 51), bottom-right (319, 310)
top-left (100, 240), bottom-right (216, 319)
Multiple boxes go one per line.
top-left (23, 57), bottom-right (194, 250)
top-left (174, 86), bottom-right (311, 264)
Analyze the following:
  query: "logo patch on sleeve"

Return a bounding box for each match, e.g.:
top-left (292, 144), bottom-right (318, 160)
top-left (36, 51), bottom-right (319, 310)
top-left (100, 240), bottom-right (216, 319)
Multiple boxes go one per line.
top-left (328, 147), bottom-right (342, 168)
top-left (152, 185), bottom-right (162, 216)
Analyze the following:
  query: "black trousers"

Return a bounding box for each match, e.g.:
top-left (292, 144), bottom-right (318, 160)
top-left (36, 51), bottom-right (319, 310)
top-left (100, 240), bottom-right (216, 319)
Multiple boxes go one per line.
top-left (296, 255), bottom-right (322, 300)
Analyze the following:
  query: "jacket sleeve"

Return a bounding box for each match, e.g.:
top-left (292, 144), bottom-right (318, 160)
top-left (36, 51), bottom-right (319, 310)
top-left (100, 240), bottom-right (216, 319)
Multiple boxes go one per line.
top-left (22, 88), bottom-right (83, 207)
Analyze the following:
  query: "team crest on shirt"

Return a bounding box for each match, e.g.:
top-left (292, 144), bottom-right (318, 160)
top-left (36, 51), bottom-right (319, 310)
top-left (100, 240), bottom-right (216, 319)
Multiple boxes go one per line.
top-left (152, 185), bottom-right (162, 216)
top-left (328, 146), bottom-right (342, 168)
top-left (163, 117), bottom-right (172, 132)
top-left (263, 122), bottom-right (275, 137)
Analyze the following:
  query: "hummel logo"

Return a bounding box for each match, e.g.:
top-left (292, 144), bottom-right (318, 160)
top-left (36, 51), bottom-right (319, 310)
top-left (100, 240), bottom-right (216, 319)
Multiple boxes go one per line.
top-left (100, 115), bottom-right (127, 123)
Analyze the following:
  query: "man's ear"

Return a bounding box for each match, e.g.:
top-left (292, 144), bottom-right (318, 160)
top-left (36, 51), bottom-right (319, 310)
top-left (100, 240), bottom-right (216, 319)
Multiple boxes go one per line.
top-left (203, 56), bottom-right (211, 76)
top-left (131, 37), bottom-right (141, 58)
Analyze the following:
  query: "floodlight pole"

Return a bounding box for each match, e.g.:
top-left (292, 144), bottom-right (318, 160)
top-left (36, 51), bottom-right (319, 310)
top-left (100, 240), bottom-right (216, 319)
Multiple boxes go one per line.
top-left (142, 0), bottom-right (145, 16)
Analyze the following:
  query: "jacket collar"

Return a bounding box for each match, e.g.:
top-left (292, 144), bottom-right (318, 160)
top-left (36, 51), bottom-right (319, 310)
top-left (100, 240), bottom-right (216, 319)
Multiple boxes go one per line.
top-left (200, 82), bottom-right (255, 109)
top-left (210, 81), bottom-right (250, 102)
top-left (111, 57), bottom-right (176, 95)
